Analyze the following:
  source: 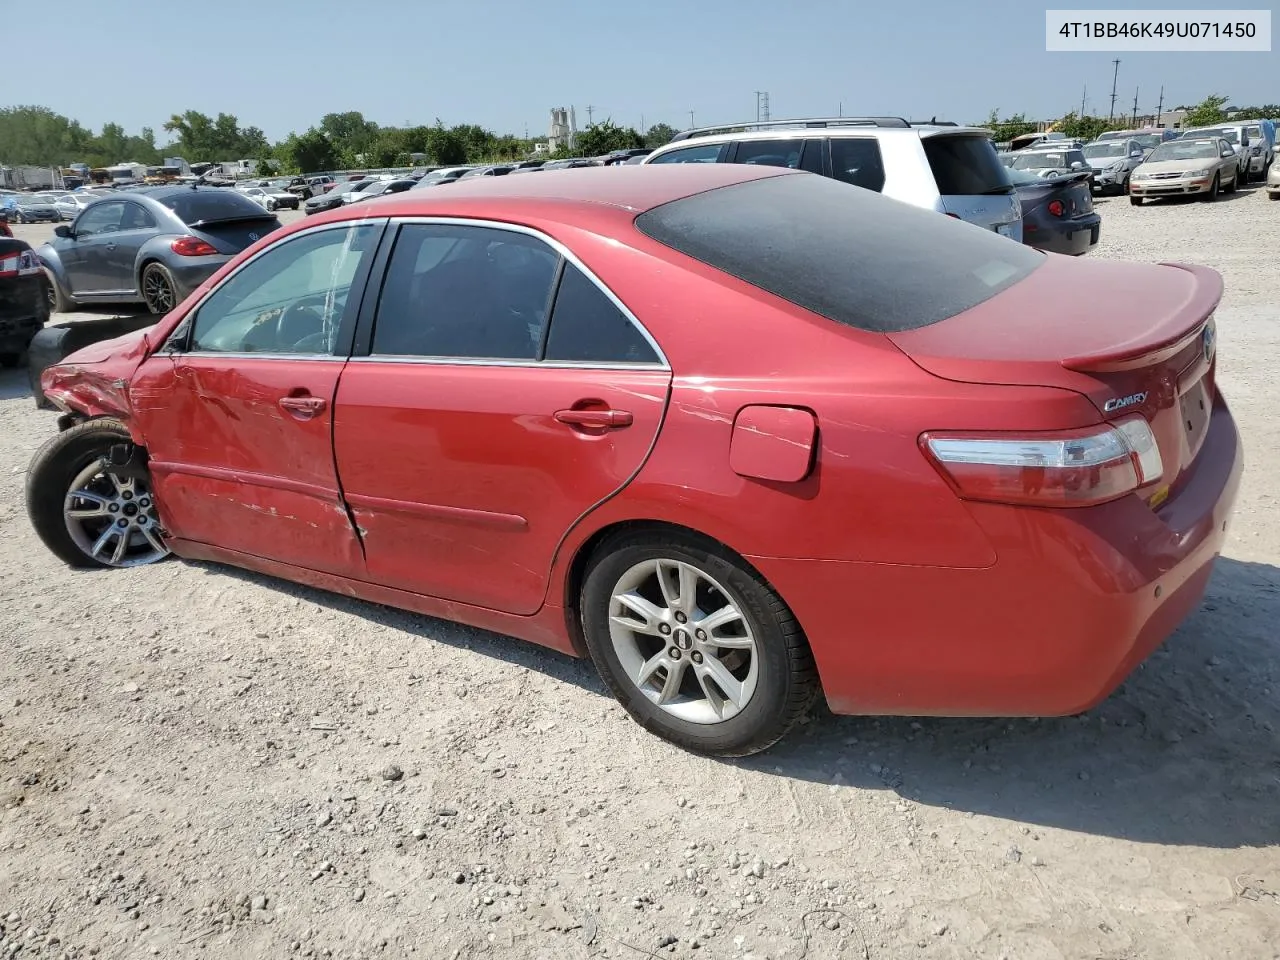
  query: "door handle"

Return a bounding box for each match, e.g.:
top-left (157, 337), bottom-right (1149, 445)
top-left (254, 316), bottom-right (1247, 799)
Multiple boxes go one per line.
top-left (554, 408), bottom-right (633, 429)
top-left (105, 243), bottom-right (116, 251)
top-left (279, 395), bottom-right (327, 417)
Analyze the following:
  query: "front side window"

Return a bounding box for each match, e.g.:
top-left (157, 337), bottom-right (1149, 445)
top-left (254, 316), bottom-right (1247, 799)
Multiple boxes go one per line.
top-left (189, 223), bottom-right (379, 355)
top-left (731, 139), bottom-right (806, 169)
top-left (372, 223), bottom-right (559, 360)
top-left (648, 143), bottom-right (724, 164)
top-left (829, 138), bottom-right (886, 191)
top-left (74, 201), bottom-right (125, 237)
top-left (544, 265), bottom-right (659, 364)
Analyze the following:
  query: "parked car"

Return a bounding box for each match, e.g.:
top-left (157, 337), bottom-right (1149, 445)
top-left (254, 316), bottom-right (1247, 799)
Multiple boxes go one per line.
top-left (11, 194), bottom-right (62, 224)
top-left (1268, 159), bottom-right (1280, 199)
top-left (1008, 147), bottom-right (1090, 179)
top-left (240, 185), bottom-right (301, 212)
top-left (0, 237), bottom-right (48, 366)
top-left (22, 164), bottom-right (1241, 756)
top-left (1178, 125), bottom-right (1252, 181)
top-left (1081, 138), bottom-right (1146, 194)
top-left (1240, 119), bottom-right (1276, 180)
top-left (1129, 137), bottom-right (1240, 205)
top-left (541, 159), bottom-right (601, 170)
top-left (54, 193), bottom-right (99, 221)
top-left (410, 167), bottom-right (473, 190)
top-left (288, 175), bottom-right (336, 200)
top-left (38, 185), bottom-right (283, 314)
top-left (460, 164), bottom-right (515, 178)
top-left (643, 116), bottom-right (1022, 240)
top-left (305, 178), bottom-right (382, 214)
top-left (345, 178), bottom-right (417, 203)
top-left (1007, 168), bottom-right (1100, 255)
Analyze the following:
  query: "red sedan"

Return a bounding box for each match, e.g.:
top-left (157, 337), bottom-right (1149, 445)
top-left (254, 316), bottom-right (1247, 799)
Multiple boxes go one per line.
top-left (26, 165), bottom-right (1243, 757)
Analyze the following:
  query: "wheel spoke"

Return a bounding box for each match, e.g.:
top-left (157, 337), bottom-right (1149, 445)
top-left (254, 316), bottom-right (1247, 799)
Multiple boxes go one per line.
top-left (140, 526), bottom-right (167, 555)
top-left (613, 591), bottom-right (666, 635)
top-left (657, 659), bottom-right (687, 705)
top-left (695, 668), bottom-right (727, 718)
top-left (698, 657), bottom-right (745, 712)
top-left (635, 651), bottom-right (667, 688)
top-left (110, 529), bottom-right (130, 564)
top-left (696, 604), bottom-right (751, 647)
top-left (90, 526), bottom-right (118, 559)
top-left (656, 560), bottom-right (698, 614)
top-left (66, 489), bottom-right (111, 519)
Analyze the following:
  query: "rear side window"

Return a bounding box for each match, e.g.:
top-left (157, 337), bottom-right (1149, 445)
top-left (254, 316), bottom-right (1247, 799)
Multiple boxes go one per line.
top-left (922, 134), bottom-right (1012, 196)
top-left (730, 139), bottom-right (806, 169)
top-left (635, 173), bottom-right (1042, 334)
top-left (544, 265), bottom-right (660, 364)
top-left (648, 143), bottom-right (724, 164)
top-left (830, 138), bottom-right (886, 191)
top-left (157, 190), bottom-right (275, 225)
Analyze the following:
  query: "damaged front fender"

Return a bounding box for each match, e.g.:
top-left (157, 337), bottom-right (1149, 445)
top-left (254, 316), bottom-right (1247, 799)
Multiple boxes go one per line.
top-left (40, 325), bottom-right (160, 439)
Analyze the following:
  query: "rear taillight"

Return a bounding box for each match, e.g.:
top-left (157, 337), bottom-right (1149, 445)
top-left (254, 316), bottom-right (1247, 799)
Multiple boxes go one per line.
top-left (0, 250), bottom-right (40, 279)
top-left (921, 416), bottom-right (1164, 508)
top-left (1047, 199), bottom-right (1065, 217)
top-left (170, 236), bottom-right (218, 257)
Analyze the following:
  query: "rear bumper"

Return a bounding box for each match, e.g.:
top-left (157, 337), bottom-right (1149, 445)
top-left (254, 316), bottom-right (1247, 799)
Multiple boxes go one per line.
top-left (166, 258), bottom-right (226, 303)
top-left (1024, 213), bottom-right (1100, 256)
top-left (0, 314), bottom-right (43, 352)
top-left (751, 399), bottom-right (1243, 717)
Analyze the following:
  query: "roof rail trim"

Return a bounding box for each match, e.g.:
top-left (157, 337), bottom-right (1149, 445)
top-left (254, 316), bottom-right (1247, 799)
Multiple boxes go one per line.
top-left (670, 116), bottom-right (912, 142)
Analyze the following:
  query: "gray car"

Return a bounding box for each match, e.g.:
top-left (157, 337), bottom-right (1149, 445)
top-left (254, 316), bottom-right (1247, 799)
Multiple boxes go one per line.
top-left (1081, 138), bottom-right (1146, 195)
top-left (38, 185), bottom-right (283, 315)
top-left (11, 194), bottom-right (61, 224)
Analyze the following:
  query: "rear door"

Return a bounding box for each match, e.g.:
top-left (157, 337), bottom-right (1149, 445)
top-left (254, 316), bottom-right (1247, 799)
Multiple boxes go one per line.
top-left (102, 200), bottom-right (159, 296)
top-left (921, 132), bottom-right (1023, 241)
top-left (333, 220), bottom-right (671, 615)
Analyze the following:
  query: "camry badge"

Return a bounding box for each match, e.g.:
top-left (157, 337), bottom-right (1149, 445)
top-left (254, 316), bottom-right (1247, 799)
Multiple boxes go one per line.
top-left (1103, 392), bottom-right (1148, 413)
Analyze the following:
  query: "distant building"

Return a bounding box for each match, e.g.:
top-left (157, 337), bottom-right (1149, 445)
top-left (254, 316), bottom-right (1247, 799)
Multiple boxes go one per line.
top-left (549, 107), bottom-right (577, 151)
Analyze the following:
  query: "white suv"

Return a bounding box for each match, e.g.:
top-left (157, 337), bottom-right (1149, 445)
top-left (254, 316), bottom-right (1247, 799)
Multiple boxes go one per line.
top-left (642, 117), bottom-right (1022, 241)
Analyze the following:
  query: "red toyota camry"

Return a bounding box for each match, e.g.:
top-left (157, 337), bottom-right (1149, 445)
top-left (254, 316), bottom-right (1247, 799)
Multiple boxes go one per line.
top-left (26, 165), bottom-right (1243, 757)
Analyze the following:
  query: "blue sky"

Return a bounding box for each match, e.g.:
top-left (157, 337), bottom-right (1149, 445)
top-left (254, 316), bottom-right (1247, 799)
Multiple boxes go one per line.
top-left (9, 0), bottom-right (1277, 141)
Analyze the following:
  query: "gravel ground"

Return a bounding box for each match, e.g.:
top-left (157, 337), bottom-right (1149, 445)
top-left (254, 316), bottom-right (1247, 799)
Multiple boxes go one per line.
top-left (1, 189), bottom-right (1278, 960)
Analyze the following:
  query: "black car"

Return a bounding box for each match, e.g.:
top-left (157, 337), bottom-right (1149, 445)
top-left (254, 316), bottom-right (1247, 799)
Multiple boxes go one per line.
top-left (304, 179), bottom-right (378, 215)
top-left (38, 185), bottom-right (283, 314)
top-left (1008, 168), bottom-right (1100, 256)
top-left (0, 238), bottom-right (50, 365)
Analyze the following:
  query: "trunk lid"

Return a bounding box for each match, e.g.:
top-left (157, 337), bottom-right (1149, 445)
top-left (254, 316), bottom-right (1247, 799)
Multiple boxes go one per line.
top-left (888, 256), bottom-right (1222, 497)
top-left (188, 215), bottom-right (281, 255)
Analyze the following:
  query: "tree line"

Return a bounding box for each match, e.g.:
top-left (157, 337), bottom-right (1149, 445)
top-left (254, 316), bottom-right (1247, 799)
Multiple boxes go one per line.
top-left (979, 94), bottom-right (1280, 145)
top-left (0, 105), bottom-right (680, 174)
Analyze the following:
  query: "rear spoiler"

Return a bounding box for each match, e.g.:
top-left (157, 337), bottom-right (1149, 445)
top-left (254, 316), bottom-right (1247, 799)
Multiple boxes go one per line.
top-left (1061, 263), bottom-right (1222, 373)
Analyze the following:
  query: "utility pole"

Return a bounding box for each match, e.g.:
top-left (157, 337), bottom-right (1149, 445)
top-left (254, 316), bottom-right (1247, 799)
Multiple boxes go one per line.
top-left (1131, 87), bottom-right (1139, 125)
top-left (838, 101), bottom-right (842, 117)
top-left (1108, 59), bottom-right (1121, 121)
top-left (755, 91), bottom-right (763, 123)
top-left (585, 105), bottom-right (595, 125)
top-left (1080, 84), bottom-right (1087, 117)
top-left (640, 113), bottom-right (645, 134)
top-left (688, 110), bottom-right (695, 129)
top-left (1155, 85), bottom-right (1165, 127)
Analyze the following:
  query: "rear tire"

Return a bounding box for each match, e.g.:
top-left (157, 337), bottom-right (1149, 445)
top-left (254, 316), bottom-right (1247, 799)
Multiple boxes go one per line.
top-left (43, 269), bottom-right (71, 313)
top-left (0, 352), bottom-right (22, 368)
top-left (1129, 196), bottom-right (1143, 206)
top-left (141, 262), bottom-right (178, 315)
top-left (580, 530), bottom-right (820, 757)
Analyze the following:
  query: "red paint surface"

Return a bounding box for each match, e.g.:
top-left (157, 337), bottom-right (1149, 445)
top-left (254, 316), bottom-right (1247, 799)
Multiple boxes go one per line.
top-left (37, 164), bottom-right (1244, 718)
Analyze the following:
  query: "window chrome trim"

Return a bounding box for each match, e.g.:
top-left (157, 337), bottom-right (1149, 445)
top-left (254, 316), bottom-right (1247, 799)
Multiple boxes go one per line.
top-left (179, 217), bottom-right (390, 358)
top-left (378, 215), bottom-right (670, 370)
top-left (345, 355), bottom-right (668, 370)
top-left (174, 353), bottom-right (348, 363)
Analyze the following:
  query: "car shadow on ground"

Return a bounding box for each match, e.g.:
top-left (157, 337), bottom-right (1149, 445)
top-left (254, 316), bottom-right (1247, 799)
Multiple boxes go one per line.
top-left (1137, 180), bottom-right (1268, 207)
top-left (0, 366), bottom-right (33, 401)
top-left (201, 555), bottom-right (1278, 848)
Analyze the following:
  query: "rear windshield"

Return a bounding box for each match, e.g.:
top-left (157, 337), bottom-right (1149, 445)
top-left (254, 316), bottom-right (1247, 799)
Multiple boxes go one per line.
top-left (922, 134), bottom-right (1013, 195)
top-left (634, 173), bottom-right (1042, 334)
top-left (157, 189), bottom-right (274, 225)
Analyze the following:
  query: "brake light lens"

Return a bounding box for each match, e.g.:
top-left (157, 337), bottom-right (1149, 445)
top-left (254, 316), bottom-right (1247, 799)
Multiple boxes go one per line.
top-left (921, 416), bottom-right (1164, 508)
top-left (170, 236), bottom-right (218, 257)
top-left (0, 249), bottom-right (41, 279)
top-left (1047, 199), bottom-right (1065, 217)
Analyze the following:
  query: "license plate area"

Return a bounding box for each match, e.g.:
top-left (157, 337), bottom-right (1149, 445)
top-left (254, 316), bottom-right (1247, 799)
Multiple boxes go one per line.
top-left (1180, 378), bottom-right (1211, 462)
top-left (996, 223), bottom-right (1015, 237)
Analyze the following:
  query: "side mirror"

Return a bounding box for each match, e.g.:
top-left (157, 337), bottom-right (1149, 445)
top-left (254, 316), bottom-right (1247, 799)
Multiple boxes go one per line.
top-left (1070, 161), bottom-right (1085, 169)
top-left (1131, 150), bottom-right (1143, 158)
top-left (54, 225), bottom-right (73, 239)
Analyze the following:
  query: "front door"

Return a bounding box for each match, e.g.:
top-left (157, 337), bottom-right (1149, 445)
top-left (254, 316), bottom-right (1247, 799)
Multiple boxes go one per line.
top-left (129, 220), bottom-right (384, 577)
top-left (333, 221), bottom-right (671, 615)
top-left (63, 200), bottom-right (127, 296)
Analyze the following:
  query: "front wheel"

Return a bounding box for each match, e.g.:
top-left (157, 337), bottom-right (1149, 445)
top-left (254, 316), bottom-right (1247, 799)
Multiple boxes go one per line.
top-left (141, 262), bottom-right (178, 315)
top-left (25, 419), bottom-right (169, 569)
top-left (580, 531), bottom-right (819, 757)
top-left (1204, 174), bottom-right (1220, 201)
top-left (1130, 196), bottom-right (1143, 206)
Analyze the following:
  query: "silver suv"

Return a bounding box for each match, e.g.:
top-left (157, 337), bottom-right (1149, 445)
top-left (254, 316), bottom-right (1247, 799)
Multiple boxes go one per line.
top-left (642, 116), bottom-right (1022, 241)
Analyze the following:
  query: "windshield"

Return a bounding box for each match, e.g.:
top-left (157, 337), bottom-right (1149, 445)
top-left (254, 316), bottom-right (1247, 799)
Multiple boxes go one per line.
top-left (1011, 151), bottom-right (1077, 170)
top-left (1083, 142), bottom-right (1126, 159)
top-left (1133, 134), bottom-right (1162, 151)
top-left (1245, 125), bottom-right (1262, 139)
top-left (1149, 141), bottom-right (1219, 162)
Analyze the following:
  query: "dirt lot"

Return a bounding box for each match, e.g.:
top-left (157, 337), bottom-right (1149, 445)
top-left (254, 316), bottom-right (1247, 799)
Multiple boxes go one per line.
top-left (1, 189), bottom-right (1278, 960)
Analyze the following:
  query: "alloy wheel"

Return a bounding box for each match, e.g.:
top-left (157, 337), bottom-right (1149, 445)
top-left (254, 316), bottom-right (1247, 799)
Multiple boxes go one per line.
top-left (607, 558), bottom-right (759, 724)
top-left (143, 268), bottom-right (175, 313)
top-left (63, 461), bottom-right (169, 567)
